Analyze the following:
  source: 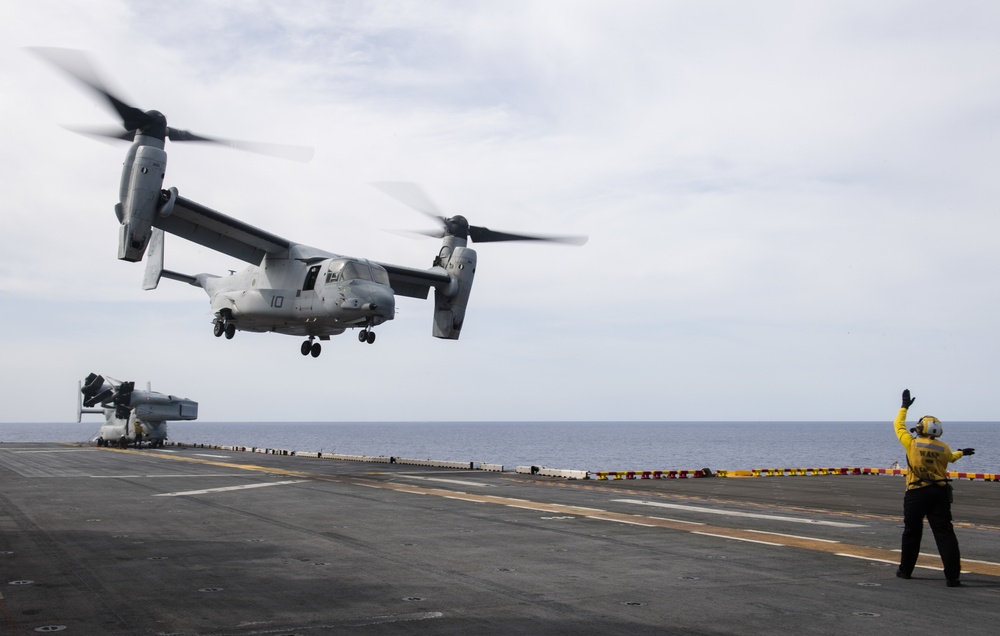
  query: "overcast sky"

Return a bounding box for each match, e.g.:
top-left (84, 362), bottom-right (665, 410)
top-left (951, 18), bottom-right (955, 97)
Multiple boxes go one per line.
top-left (2, 1), bottom-right (998, 423)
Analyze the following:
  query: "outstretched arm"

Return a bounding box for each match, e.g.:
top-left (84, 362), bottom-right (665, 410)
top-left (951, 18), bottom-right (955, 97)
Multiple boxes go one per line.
top-left (894, 389), bottom-right (915, 448)
top-left (953, 448), bottom-right (976, 462)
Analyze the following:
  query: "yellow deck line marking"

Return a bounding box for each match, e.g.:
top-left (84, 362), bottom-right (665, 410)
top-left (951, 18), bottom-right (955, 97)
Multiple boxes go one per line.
top-left (360, 479), bottom-right (1000, 578)
top-left (130, 450), bottom-right (1000, 579)
top-left (105, 448), bottom-right (315, 479)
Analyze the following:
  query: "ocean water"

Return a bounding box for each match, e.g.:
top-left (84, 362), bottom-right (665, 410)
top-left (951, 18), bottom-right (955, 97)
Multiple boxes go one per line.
top-left (2, 420), bottom-right (997, 474)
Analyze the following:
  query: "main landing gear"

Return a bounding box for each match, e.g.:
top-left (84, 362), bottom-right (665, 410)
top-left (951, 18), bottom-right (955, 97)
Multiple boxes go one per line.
top-left (300, 329), bottom-right (374, 357)
top-left (301, 337), bottom-right (322, 358)
top-left (213, 309), bottom-right (236, 340)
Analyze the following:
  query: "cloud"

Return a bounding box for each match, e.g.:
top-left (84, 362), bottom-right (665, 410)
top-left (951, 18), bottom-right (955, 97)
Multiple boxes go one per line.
top-left (2, 1), bottom-right (999, 423)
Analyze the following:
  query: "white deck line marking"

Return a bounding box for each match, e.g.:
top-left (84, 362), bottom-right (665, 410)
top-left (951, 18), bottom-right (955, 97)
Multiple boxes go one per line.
top-left (644, 516), bottom-right (705, 526)
top-left (744, 530), bottom-right (840, 543)
top-left (194, 454), bottom-right (231, 459)
top-left (963, 558), bottom-right (1000, 566)
top-left (397, 475), bottom-right (492, 488)
top-left (893, 548), bottom-right (1000, 565)
top-left (613, 499), bottom-right (865, 528)
top-left (587, 516), bottom-right (655, 527)
top-left (692, 531), bottom-right (784, 546)
top-left (891, 550), bottom-right (1000, 566)
top-left (835, 553), bottom-right (897, 564)
top-left (836, 554), bottom-right (966, 573)
top-left (154, 480), bottom-right (307, 497)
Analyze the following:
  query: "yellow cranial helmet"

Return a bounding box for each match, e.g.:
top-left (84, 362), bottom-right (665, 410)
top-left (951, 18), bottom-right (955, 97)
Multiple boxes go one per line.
top-left (913, 416), bottom-right (943, 438)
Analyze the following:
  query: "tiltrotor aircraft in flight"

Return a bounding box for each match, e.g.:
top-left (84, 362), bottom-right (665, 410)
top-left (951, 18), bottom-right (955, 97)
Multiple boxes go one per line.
top-left (78, 373), bottom-right (198, 448)
top-left (33, 48), bottom-right (586, 358)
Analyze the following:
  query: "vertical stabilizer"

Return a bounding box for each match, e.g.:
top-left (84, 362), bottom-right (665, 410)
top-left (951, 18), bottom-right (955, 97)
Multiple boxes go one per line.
top-left (143, 228), bottom-right (165, 290)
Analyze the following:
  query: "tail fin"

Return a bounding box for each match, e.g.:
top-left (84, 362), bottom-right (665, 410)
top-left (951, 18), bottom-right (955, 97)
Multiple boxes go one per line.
top-left (142, 228), bottom-right (166, 290)
top-left (143, 227), bottom-right (199, 289)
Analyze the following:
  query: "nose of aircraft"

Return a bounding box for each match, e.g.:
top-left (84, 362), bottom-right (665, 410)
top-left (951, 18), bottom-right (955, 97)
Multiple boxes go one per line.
top-left (367, 286), bottom-right (395, 319)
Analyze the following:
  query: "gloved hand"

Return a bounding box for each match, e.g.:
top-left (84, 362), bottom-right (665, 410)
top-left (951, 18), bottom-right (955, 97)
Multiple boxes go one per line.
top-left (901, 389), bottom-right (916, 409)
top-left (960, 448), bottom-right (976, 456)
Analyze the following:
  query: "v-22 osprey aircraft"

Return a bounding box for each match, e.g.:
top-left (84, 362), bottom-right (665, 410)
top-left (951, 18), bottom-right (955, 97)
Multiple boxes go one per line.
top-left (33, 48), bottom-right (586, 358)
top-left (78, 373), bottom-right (198, 448)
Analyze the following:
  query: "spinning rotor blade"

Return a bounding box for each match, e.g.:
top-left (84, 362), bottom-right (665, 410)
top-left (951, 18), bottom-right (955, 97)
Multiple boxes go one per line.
top-left (61, 124), bottom-right (135, 142)
top-left (164, 128), bottom-right (315, 162)
top-left (467, 226), bottom-right (588, 245)
top-left (372, 181), bottom-right (587, 245)
top-left (28, 47), bottom-right (158, 133)
top-left (59, 124), bottom-right (314, 161)
top-left (29, 47), bottom-right (313, 162)
top-left (371, 181), bottom-right (446, 221)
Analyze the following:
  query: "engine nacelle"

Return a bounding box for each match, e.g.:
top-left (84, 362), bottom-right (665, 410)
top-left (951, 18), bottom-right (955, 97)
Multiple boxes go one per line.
top-left (433, 245), bottom-right (476, 340)
top-left (132, 395), bottom-right (199, 421)
top-left (117, 140), bottom-right (167, 262)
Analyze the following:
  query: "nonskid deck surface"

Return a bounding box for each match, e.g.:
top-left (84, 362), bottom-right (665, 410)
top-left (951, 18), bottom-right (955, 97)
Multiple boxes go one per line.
top-left (2, 443), bottom-right (998, 635)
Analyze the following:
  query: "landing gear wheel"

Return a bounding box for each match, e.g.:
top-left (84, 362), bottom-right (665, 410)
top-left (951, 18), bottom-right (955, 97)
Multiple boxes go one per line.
top-left (310, 342), bottom-right (322, 358)
top-left (358, 329), bottom-right (368, 343)
top-left (213, 321), bottom-right (224, 337)
top-left (301, 340), bottom-right (312, 356)
top-left (224, 323), bottom-right (236, 339)
top-left (366, 331), bottom-right (376, 344)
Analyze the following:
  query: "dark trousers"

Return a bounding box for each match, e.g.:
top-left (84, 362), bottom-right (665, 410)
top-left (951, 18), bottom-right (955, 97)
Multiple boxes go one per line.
top-left (899, 485), bottom-right (961, 580)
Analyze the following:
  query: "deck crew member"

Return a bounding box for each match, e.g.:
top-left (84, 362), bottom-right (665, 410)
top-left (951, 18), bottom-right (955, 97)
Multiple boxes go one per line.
top-left (894, 389), bottom-right (976, 587)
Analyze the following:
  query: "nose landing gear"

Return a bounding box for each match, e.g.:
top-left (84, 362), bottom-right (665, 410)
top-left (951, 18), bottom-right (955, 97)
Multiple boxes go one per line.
top-left (358, 328), bottom-right (376, 344)
top-left (301, 337), bottom-right (321, 357)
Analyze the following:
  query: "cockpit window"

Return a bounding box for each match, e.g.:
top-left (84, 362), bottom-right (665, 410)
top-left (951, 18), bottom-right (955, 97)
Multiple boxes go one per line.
top-left (370, 264), bottom-right (390, 286)
top-left (368, 263), bottom-right (389, 285)
top-left (324, 259), bottom-right (347, 284)
top-left (341, 260), bottom-right (370, 282)
top-left (328, 258), bottom-right (390, 285)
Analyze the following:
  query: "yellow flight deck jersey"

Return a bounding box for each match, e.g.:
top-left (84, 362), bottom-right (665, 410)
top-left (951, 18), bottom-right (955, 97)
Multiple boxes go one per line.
top-left (894, 407), bottom-right (965, 491)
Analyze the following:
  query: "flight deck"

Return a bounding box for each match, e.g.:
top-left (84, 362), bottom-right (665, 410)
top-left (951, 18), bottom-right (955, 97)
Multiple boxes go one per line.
top-left (2, 443), bottom-right (998, 635)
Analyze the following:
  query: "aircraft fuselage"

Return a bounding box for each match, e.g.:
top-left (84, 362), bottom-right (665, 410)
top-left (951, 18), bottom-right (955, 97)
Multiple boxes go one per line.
top-left (204, 253), bottom-right (396, 338)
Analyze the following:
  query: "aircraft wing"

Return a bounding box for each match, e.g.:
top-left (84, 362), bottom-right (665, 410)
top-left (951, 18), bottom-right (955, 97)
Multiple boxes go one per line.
top-left (375, 262), bottom-right (451, 299)
top-left (153, 191), bottom-right (450, 297)
top-left (153, 193), bottom-right (293, 265)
